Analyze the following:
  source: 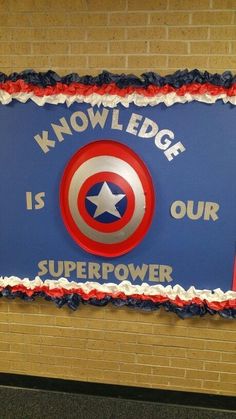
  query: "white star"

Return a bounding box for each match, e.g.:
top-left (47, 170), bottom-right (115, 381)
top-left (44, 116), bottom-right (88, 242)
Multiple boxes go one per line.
top-left (86, 182), bottom-right (125, 219)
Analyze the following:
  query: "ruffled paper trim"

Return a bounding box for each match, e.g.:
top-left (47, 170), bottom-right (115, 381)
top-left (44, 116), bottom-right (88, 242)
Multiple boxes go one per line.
top-left (1, 276), bottom-right (236, 318)
top-left (0, 70), bottom-right (236, 107)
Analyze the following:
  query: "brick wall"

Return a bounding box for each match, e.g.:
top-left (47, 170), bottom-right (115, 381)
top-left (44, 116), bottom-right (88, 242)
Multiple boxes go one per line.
top-left (0, 0), bottom-right (236, 396)
top-left (0, 0), bottom-right (236, 75)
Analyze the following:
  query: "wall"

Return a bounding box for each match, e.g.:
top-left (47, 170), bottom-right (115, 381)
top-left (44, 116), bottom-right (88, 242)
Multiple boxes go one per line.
top-left (0, 0), bottom-right (236, 396)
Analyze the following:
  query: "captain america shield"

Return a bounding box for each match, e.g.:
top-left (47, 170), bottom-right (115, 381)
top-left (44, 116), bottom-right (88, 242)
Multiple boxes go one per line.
top-left (60, 140), bottom-right (155, 257)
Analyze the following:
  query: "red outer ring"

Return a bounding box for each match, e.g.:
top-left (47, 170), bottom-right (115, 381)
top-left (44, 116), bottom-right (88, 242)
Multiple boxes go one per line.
top-left (60, 140), bottom-right (155, 257)
top-left (77, 171), bottom-right (135, 233)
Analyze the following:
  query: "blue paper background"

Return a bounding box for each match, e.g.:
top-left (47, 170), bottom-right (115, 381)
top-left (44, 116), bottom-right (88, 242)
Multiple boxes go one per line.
top-left (0, 100), bottom-right (235, 290)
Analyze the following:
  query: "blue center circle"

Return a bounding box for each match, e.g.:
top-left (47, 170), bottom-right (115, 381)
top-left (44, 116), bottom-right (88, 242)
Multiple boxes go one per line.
top-left (85, 181), bottom-right (127, 223)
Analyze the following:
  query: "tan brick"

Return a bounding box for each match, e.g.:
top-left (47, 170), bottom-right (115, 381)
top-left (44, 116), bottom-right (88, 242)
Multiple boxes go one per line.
top-left (0, 313), bottom-right (9, 323)
top-left (87, 340), bottom-right (118, 351)
top-left (209, 55), bottom-right (236, 68)
top-left (150, 375), bottom-right (170, 386)
top-left (188, 327), bottom-right (236, 341)
top-left (33, 42), bottom-right (69, 55)
top-left (210, 27), bottom-right (236, 40)
top-left (168, 377), bottom-right (202, 389)
top-left (40, 335), bottom-right (86, 348)
top-left (23, 314), bottom-right (55, 326)
top-left (31, 13), bottom-right (68, 27)
top-left (10, 28), bottom-right (33, 41)
top-left (128, 0), bottom-right (167, 10)
top-left (127, 27), bottom-right (166, 40)
top-left (138, 334), bottom-right (205, 349)
top-left (63, 318), bottom-right (89, 329)
top-left (168, 55), bottom-right (208, 69)
top-left (192, 11), bottom-right (232, 25)
top-left (0, 42), bottom-right (31, 55)
top-left (87, 27), bottom-right (125, 41)
top-left (114, 371), bottom-right (136, 384)
top-left (10, 343), bottom-right (41, 354)
top-left (50, 56), bottom-right (87, 68)
top-left (212, 0), bottom-right (236, 8)
top-left (128, 55), bottom-right (167, 68)
top-left (39, 303), bottom-right (68, 315)
top-left (138, 310), bottom-right (170, 324)
top-left (52, 67), bottom-right (87, 76)
top-left (0, 302), bottom-right (8, 312)
top-left (24, 335), bottom-right (42, 345)
top-left (187, 349), bottom-right (221, 361)
top-left (153, 325), bottom-right (187, 337)
top-left (118, 321), bottom-right (153, 334)
top-left (10, 28), bottom-right (49, 42)
top-left (106, 331), bottom-right (137, 343)
top-left (71, 42), bottom-right (108, 54)
top-left (206, 317), bottom-right (236, 330)
top-left (153, 346), bottom-right (186, 358)
top-left (88, 359), bottom-right (120, 370)
top-left (203, 380), bottom-right (236, 393)
top-left (152, 366), bottom-right (185, 377)
top-left (0, 14), bottom-right (31, 26)
top-left (133, 378), bottom-right (154, 388)
top-left (69, 13), bottom-right (107, 26)
top-left (176, 317), bottom-right (208, 328)
top-left (109, 13), bottom-right (148, 26)
top-left (104, 351), bottom-right (135, 363)
top-left (110, 41), bottom-right (148, 54)
top-left (87, 318), bottom-right (109, 330)
top-left (9, 302), bottom-right (39, 314)
top-left (120, 343), bottom-right (153, 354)
top-left (38, 364), bottom-right (72, 376)
top-left (137, 354), bottom-right (169, 366)
top-left (54, 0), bottom-right (87, 11)
top-left (169, 27), bottom-right (208, 40)
top-left (220, 373), bottom-right (236, 383)
top-left (86, 368), bottom-right (104, 380)
top-left (8, 0), bottom-right (36, 12)
top-left (169, 0), bottom-right (210, 9)
top-left (221, 352), bottom-right (236, 363)
top-left (76, 306), bottom-right (105, 319)
top-left (150, 12), bottom-right (189, 26)
top-left (231, 41), bottom-right (236, 53)
top-left (0, 0), bottom-right (9, 13)
top-left (88, 55), bottom-right (126, 68)
top-left (1, 351), bottom-right (28, 362)
top-left (10, 360), bottom-right (32, 372)
top-left (87, 0), bottom-right (126, 11)
top-left (205, 362), bottom-right (236, 373)
top-left (10, 0), bottom-right (86, 12)
top-left (104, 307), bottom-right (139, 321)
top-left (0, 332), bottom-right (24, 344)
top-left (47, 28), bottom-right (85, 41)
top-left (8, 55), bottom-right (50, 69)
top-left (9, 324), bottom-right (40, 335)
top-left (0, 28), bottom-right (10, 41)
top-left (190, 41), bottom-right (229, 54)
top-left (186, 369), bottom-right (219, 380)
top-left (171, 358), bottom-right (204, 370)
top-left (120, 363), bottom-right (152, 374)
top-left (45, 346), bottom-right (87, 358)
top-left (0, 342), bottom-right (10, 351)
top-left (8, 314), bottom-right (25, 323)
top-left (0, 324), bottom-right (9, 333)
top-left (150, 41), bottom-right (188, 54)
top-left (0, 360), bottom-right (11, 371)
